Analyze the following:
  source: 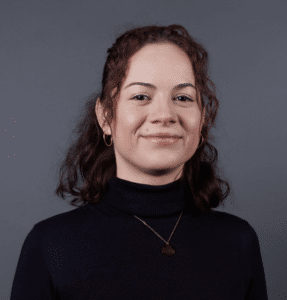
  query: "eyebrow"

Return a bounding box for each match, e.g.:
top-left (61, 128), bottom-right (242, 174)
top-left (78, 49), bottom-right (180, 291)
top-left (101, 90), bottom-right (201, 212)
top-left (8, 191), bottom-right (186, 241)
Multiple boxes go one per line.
top-left (124, 82), bottom-right (196, 91)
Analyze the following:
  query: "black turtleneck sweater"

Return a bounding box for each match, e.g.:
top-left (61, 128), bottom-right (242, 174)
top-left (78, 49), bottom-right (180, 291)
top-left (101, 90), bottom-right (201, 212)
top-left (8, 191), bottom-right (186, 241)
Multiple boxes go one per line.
top-left (11, 177), bottom-right (268, 299)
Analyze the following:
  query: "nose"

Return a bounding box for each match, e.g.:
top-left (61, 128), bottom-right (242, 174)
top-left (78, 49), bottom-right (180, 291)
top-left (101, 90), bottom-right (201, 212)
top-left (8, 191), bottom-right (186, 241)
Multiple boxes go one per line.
top-left (149, 97), bottom-right (177, 124)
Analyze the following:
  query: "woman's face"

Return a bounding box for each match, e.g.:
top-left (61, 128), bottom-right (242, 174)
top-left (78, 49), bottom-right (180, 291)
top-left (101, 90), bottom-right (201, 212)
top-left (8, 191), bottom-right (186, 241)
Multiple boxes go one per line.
top-left (96, 42), bottom-right (205, 186)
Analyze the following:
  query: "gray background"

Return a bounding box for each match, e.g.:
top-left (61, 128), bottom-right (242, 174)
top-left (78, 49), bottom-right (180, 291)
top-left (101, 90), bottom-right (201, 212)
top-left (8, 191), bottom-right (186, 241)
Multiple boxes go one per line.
top-left (1, 0), bottom-right (286, 299)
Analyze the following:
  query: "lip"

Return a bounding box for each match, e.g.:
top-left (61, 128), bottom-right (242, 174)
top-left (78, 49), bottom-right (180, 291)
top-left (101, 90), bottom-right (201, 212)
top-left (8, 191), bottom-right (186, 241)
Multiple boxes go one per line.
top-left (143, 136), bottom-right (181, 146)
top-left (144, 134), bottom-right (182, 138)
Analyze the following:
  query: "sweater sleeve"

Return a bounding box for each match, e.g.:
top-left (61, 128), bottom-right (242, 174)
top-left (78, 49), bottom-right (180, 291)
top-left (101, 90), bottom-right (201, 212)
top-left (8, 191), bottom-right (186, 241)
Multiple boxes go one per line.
top-left (10, 225), bottom-right (54, 299)
top-left (245, 225), bottom-right (268, 299)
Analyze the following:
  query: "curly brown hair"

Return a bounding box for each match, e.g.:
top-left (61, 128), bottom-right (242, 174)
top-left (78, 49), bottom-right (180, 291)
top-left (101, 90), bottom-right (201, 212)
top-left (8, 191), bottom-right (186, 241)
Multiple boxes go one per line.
top-left (54, 23), bottom-right (233, 214)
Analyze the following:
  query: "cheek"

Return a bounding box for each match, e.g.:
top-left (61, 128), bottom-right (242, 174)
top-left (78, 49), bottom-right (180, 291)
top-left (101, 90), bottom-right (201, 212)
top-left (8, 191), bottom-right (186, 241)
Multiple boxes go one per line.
top-left (113, 116), bottom-right (136, 145)
top-left (117, 103), bottom-right (137, 123)
top-left (126, 113), bottom-right (138, 124)
top-left (186, 117), bottom-right (202, 133)
top-left (118, 108), bottom-right (141, 134)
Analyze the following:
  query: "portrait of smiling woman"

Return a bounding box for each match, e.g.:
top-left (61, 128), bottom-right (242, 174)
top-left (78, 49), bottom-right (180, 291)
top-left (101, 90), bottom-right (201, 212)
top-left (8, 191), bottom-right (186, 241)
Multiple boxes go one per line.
top-left (11, 24), bottom-right (268, 299)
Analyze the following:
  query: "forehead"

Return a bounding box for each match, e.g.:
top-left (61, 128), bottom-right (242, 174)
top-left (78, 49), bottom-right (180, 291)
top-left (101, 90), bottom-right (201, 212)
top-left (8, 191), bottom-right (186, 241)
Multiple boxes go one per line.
top-left (126, 43), bottom-right (195, 83)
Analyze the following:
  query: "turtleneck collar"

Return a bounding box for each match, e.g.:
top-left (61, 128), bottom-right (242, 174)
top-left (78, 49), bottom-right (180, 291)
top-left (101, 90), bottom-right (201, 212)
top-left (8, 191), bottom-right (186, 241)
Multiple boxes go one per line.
top-left (99, 176), bottom-right (190, 218)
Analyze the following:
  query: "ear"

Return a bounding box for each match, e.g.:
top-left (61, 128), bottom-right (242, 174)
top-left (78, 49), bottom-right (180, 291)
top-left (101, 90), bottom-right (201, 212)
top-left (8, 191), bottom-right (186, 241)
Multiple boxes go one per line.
top-left (196, 88), bottom-right (205, 129)
top-left (200, 106), bottom-right (206, 131)
top-left (95, 98), bottom-right (112, 135)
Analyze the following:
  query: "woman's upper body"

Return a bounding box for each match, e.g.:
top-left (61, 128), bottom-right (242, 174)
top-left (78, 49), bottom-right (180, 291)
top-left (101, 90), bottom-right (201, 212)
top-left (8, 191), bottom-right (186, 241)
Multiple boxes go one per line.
top-left (11, 176), bottom-right (268, 299)
top-left (11, 24), bottom-right (268, 299)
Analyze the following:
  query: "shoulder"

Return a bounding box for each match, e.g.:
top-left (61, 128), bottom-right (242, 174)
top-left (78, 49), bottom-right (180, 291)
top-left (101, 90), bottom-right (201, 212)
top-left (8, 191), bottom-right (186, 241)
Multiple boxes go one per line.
top-left (210, 210), bottom-right (257, 233)
top-left (208, 210), bottom-right (261, 248)
top-left (29, 205), bottom-right (92, 241)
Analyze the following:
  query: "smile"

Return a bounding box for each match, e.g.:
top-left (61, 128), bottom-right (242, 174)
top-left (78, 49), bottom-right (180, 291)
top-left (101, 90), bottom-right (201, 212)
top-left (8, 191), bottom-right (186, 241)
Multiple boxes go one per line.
top-left (143, 137), bottom-right (181, 146)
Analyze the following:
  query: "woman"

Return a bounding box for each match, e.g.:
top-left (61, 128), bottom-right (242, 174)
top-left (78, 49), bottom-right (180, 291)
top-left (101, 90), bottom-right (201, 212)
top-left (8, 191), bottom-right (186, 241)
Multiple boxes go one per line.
top-left (11, 24), bottom-right (268, 299)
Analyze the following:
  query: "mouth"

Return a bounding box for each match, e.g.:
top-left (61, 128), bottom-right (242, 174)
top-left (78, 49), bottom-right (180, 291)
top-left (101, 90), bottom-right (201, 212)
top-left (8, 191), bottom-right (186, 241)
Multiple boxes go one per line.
top-left (143, 136), bottom-right (181, 146)
top-left (143, 134), bottom-right (182, 139)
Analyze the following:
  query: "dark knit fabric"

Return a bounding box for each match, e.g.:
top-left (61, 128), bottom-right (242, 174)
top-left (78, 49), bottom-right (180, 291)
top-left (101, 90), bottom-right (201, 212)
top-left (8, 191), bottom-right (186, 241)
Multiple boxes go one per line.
top-left (11, 176), bottom-right (268, 299)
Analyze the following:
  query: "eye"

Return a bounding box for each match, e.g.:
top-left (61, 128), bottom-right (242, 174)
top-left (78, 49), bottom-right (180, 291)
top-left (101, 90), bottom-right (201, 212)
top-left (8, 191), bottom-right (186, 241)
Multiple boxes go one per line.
top-left (131, 94), bottom-right (194, 102)
top-left (176, 95), bottom-right (194, 102)
top-left (131, 94), bottom-right (150, 101)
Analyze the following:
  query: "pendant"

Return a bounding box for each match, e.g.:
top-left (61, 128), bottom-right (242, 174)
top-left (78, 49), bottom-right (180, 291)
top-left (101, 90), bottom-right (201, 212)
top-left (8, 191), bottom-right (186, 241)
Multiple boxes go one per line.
top-left (161, 244), bottom-right (175, 257)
